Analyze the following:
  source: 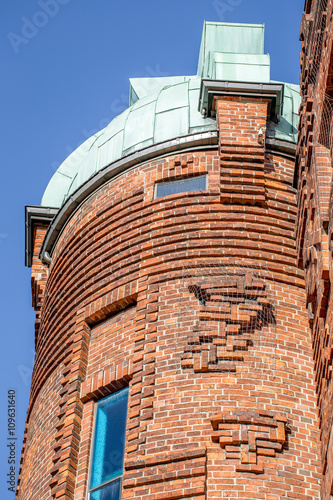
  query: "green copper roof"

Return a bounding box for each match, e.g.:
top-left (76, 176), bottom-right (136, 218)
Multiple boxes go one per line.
top-left (197, 22), bottom-right (266, 77)
top-left (41, 21), bottom-right (300, 209)
top-left (41, 78), bottom-right (216, 207)
top-left (268, 81), bottom-right (300, 143)
top-left (202, 52), bottom-right (270, 82)
top-left (129, 76), bottom-right (194, 106)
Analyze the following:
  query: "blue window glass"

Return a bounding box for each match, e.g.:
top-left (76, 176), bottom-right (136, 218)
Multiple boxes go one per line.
top-left (89, 387), bottom-right (128, 499)
top-left (90, 479), bottom-right (121, 500)
top-left (155, 175), bottom-right (207, 198)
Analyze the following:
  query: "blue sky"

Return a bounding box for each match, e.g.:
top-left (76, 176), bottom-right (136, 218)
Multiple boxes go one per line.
top-left (0, 0), bottom-right (304, 498)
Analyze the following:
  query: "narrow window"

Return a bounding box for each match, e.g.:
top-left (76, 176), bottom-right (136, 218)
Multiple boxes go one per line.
top-left (155, 174), bottom-right (207, 199)
top-left (89, 387), bottom-right (128, 500)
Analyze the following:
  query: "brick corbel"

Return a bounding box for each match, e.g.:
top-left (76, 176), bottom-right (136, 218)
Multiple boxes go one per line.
top-left (211, 409), bottom-right (287, 474)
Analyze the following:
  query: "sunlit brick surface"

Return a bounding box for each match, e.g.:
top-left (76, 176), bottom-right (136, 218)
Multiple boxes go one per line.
top-left (297, 1), bottom-right (333, 497)
top-left (17, 97), bottom-right (322, 499)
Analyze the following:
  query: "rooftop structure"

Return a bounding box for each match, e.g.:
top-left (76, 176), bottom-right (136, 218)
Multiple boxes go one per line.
top-left (40, 22), bottom-right (300, 210)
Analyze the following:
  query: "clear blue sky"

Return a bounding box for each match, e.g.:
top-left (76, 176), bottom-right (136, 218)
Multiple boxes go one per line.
top-left (0, 1), bottom-right (304, 498)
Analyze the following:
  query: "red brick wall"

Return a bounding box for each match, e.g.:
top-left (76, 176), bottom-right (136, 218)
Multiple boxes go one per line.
top-left (297, 1), bottom-right (333, 497)
top-left (16, 365), bottom-right (63, 498)
top-left (17, 96), bottom-right (322, 499)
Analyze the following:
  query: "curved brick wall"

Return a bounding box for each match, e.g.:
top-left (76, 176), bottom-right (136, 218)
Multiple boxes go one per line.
top-left (17, 97), bottom-right (322, 499)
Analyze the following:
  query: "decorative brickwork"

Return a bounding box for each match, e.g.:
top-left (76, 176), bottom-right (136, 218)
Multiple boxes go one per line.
top-left (217, 97), bottom-right (269, 207)
top-left (211, 410), bottom-right (287, 474)
top-left (123, 448), bottom-right (207, 500)
top-left (297, 1), bottom-right (333, 497)
top-left (49, 319), bottom-right (90, 498)
top-left (220, 144), bottom-right (267, 207)
top-left (16, 223), bottom-right (49, 497)
top-left (181, 273), bottom-right (275, 373)
top-left (17, 124), bottom-right (322, 499)
top-left (17, 36), bottom-right (325, 498)
top-left (31, 224), bottom-right (49, 344)
top-left (81, 360), bottom-right (133, 402)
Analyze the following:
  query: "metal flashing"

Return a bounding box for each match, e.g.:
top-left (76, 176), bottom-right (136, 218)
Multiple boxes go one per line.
top-left (199, 79), bottom-right (284, 121)
top-left (204, 52), bottom-right (271, 83)
top-left (25, 206), bottom-right (58, 267)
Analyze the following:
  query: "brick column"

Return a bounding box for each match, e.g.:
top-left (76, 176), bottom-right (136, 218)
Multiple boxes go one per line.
top-left (216, 96), bottom-right (269, 207)
top-left (216, 96), bottom-right (269, 147)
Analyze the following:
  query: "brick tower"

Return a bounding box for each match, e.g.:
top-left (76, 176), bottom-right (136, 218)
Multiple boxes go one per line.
top-left (20, 22), bottom-right (321, 499)
top-left (297, 0), bottom-right (333, 497)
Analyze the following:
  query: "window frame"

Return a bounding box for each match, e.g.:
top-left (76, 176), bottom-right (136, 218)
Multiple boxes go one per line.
top-left (154, 174), bottom-right (208, 199)
top-left (88, 386), bottom-right (129, 499)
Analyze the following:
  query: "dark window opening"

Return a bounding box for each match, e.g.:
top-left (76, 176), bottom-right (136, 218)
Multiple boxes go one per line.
top-left (155, 175), bottom-right (207, 198)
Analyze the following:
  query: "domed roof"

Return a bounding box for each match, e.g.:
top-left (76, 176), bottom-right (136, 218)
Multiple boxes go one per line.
top-left (41, 22), bottom-right (301, 209)
top-left (41, 77), bottom-right (216, 208)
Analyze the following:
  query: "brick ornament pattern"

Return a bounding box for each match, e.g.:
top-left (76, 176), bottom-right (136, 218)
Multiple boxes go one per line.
top-left (211, 410), bottom-right (287, 474)
top-left (16, 88), bottom-right (323, 499)
top-left (123, 448), bottom-right (207, 500)
top-left (181, 273), bottom-right (274, 373)
top-left (297, 1), bottom-right (333, 497)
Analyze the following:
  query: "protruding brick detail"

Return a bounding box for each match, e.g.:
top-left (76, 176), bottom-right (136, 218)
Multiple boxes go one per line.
top-left (73, 399), bottom-right (94, 500)
top-left (49, 320), bottom-right (90, 500)
top-left (123, 448), bottom-right (207, 500)
top-left (16, 223), bottom-right (49, 498)
top-left (220, 145), bottom-right (267, 207)
top-left (126, 282), bottom-right (158, 456)
top-left (217, 97), bottom-right (269, 207)
top-left (18, 129), bottom-right (322, 497)
top-left (15, 424), bottom-right (29, 497)
top-left (181, 275), bottom-right (274, 372)
top-left (31, 224), bottom-right (49, 343)
top-left (211, 410), bottom-right (287, 474)
top-left (296, 3), bottom-right (333, 497)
